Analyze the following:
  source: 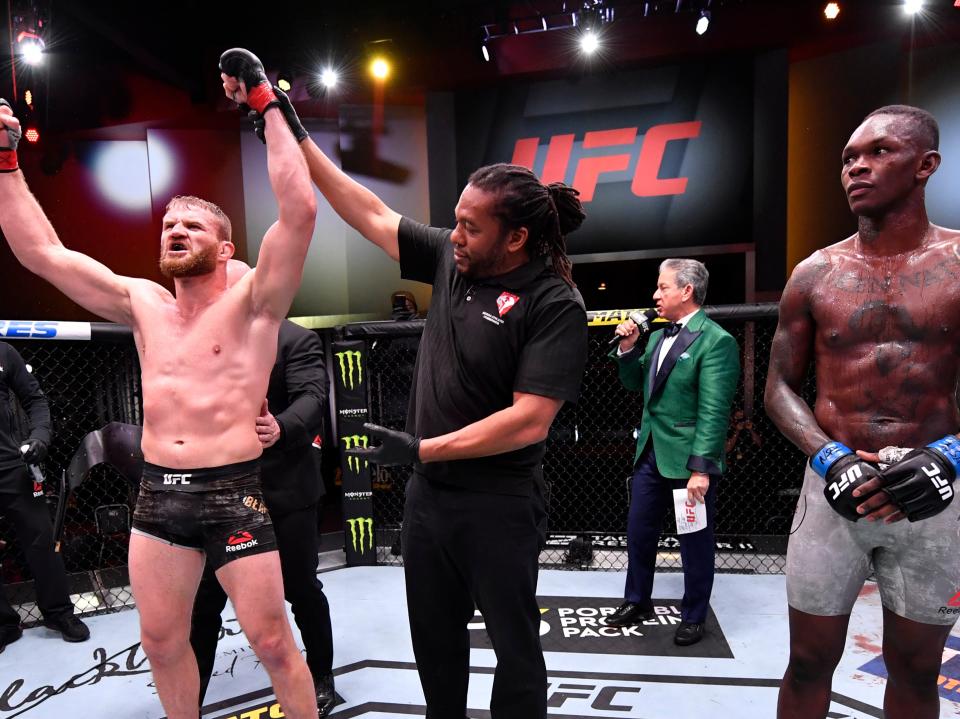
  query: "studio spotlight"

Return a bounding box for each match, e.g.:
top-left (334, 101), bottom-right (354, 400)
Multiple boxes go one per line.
top-left (277, 77), bottom-right (292, 92)
top-left (904, 0), bottom-right (923, 14)
top-left (824, 2), bottom-right (840, 20)
top-left (17, 32), bottom-right (44, 65)
top-left (24, 128), bottom-right (39, 143)
top-left (695, 10), bottom-right (710, 35)
top-left (319, 67), bottom-right (338, 89)
top-left (481, 43), bottom-right (490, 62)
top-left (579, 29), bottom-right (600, 55)
top-left (370, 57), bottom-right (391, 81)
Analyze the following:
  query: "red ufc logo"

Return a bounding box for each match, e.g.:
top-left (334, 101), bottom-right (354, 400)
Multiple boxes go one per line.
top-left (228, 531), bottom-right (254, 546)
top-left (511, 121), bottom-right (701, 202)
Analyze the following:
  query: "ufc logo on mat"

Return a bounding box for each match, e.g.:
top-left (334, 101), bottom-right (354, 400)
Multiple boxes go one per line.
top-left (163, 473), bottom-right (192, 485)
top-left (922, 464), bottom-right (954, 501)
top-left (828, 464), bottom-right (862, 500)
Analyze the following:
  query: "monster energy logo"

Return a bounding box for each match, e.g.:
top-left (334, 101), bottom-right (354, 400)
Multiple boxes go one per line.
top-left (342, 434), bottom-right (369, 472)
top-left (335, 350), bottom-right (363, 389)
top-left (347, 517), bottom-right (374, 554)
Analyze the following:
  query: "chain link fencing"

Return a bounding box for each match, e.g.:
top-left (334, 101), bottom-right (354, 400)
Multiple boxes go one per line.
top-left (1, 333), bottom-right (141, 625)
top-left (350, 304), bottom-right (815, 574)
top-left (2, 304), bottom-right (810, 625)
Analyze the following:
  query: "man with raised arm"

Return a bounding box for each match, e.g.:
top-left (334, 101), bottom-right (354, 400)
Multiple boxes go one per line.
top-left (0, 49), bottom-right (319, 719)
top-left (765, 105), bottom-right (960, 719)
top-left (258, 92), bottom-right (588, 718)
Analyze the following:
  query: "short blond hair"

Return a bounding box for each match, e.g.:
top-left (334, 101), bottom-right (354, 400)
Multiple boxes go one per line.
top-left (164, 196), bottom-right (232, 244)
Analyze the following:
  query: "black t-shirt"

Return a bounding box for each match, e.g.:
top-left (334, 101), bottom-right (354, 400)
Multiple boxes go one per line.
top-left (398, 217), bottom-right (587, 495)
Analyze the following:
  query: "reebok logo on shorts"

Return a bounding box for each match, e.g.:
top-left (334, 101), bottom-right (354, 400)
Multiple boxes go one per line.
top-left (32, 481), bottom-right (43, 498)
top-left (937, 590), bottom-right (960, 615)
top-left (226, 531), bottom-right (259, 553)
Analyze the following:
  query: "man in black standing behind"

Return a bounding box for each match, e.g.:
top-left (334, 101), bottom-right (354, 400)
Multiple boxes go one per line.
top-left (190, 294), bottom-right (335, 714)
top-left (0, 341), bottom-right (90, 651)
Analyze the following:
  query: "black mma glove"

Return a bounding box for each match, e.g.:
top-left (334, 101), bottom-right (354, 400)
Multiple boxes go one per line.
top-left (219, 48), bottom-right (278, 115)
top-left (249, 86), bottom-right (308, 145)
top-left (345, 422), bottom-right (421, 467)
top-left (877, 435), bottom-right (960, 522)
top-left (810, 441), bottom-right (881, 522)
top-left (19, 438), bottom-right (48, 464)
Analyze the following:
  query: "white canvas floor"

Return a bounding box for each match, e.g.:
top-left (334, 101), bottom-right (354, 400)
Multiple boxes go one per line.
top-left (2, 563), bottom-right (959, 718)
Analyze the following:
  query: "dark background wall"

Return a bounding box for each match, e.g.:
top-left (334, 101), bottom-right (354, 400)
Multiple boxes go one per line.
top-left (0, 2), bottom-right (958, 319)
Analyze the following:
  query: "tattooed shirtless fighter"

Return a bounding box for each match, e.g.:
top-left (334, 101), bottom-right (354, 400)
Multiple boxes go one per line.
top-left (765, 105), bottom-right (960, 719)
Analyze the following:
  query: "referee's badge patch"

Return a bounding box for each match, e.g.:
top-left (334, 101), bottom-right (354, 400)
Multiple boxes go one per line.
top-left (497, 292), bottom-right (520, 316)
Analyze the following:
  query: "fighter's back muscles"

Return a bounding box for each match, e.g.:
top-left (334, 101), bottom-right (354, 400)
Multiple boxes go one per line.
top-left (300, 140), bottom-right (401, 260)
top-left (765, 252), bottom-right (831, 456)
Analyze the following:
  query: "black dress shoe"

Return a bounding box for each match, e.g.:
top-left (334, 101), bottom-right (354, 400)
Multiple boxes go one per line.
top-left (43, 613), bottom-right (91, 642)
top-left (674, 621), bottom-right (704, 646)
top-left (315, 673), bottom-right (336, 716)
top-left (0, 624), bottom-right (23, 653)
top-left (604, 601), bottom-right (655, 627)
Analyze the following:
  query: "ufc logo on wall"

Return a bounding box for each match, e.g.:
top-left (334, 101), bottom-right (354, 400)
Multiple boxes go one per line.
top-left (511, 121), bottom-right (702, 202)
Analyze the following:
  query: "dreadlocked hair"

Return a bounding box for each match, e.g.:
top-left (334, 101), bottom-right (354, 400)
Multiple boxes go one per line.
top-left (466, 163), bottom-right (585, 287)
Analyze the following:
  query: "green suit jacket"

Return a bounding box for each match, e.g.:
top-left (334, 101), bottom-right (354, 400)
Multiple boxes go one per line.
top-left (609, 309), bottom-right (740, 478)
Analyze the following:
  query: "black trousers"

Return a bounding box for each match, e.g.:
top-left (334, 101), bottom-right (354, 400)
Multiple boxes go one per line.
top-left (0, 466), bottom-right (74, 627)
top-left (189, 503), bottom-right (333, 700)
top-left (402, 474), bottom-right (546, 719)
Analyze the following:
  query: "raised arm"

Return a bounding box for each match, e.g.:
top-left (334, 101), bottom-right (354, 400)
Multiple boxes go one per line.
top-left (219, 50), bottom-right (318, 319)
top-left (0, 102), bottom-right (134, 325)
top-left (263, 88), bottom-right (401, 260)
top-left (763, 256), bottom-right (829, 456)
top-left (300, 139), bottom-right (401, 260)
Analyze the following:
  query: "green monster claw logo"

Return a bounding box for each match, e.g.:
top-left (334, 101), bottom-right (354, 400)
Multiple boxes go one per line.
top-left (341, 434), bottom-right (369, 472)
top-left (347, 517), bottom-right (374, 554)
top-left (335, 350), bottom-right (363, 389)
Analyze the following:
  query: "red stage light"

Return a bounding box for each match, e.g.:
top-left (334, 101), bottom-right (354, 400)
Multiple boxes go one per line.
top-left (24, 128), bottom-right (39, 143)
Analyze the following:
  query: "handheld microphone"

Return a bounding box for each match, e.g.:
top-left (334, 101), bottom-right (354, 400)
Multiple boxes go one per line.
top-left (20, 444), bottom-right (44, 485)
top-left (608, 309), bottom-right (660, 345)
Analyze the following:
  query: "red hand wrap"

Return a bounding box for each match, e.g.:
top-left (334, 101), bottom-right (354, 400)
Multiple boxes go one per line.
top-left (0, 149), bottom-right (18, 172)
top-left (246, 84), bottom-right (278, 115)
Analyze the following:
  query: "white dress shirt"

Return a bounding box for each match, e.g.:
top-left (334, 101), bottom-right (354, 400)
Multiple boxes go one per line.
top-left (656, 309), bottom-right (699, 373)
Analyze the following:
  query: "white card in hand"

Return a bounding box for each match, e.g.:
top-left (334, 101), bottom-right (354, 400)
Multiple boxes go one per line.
top-left (673, 488), bottom-right (707, 534)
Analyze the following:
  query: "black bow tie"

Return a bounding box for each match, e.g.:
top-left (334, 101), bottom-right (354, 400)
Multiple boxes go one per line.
top-left (663, 322), bottom-right (682, 337)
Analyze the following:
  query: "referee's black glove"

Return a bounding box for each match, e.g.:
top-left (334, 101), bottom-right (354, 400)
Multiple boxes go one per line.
top-left (20, 438), bottom-right (48, 464)
top-left (346, 423), bottom-right (421, 466)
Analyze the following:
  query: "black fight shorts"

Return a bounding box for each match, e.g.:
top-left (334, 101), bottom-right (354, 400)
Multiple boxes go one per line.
top-left (131, 459), bottom-right (276, 571)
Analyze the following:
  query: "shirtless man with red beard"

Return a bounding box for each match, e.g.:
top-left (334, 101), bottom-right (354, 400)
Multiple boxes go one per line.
top-left (0, 49), bottom-right (320, 719)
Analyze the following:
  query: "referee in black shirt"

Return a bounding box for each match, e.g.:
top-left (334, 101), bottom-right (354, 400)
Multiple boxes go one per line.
top-left (263, 91), bottom-right (588, 719)
top-left (0, 341), bottom-right (90, 651)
